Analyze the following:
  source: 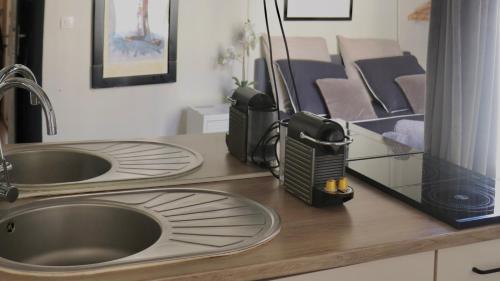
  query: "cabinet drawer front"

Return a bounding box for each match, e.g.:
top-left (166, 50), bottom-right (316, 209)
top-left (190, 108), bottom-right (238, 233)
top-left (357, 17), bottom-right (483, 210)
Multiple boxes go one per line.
top-left (438, 239), bottom-right (500, 281)
top-left (274, 251), bottom-right (434, 281)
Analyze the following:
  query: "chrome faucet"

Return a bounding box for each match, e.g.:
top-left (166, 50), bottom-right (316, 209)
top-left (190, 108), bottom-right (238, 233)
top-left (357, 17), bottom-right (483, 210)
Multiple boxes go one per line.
top-left (0, 64), bottom-right (40, 105)
top-left (0, 77), bottom-right (58, 202)
top-left (0, 141), bottom-right (16, 202)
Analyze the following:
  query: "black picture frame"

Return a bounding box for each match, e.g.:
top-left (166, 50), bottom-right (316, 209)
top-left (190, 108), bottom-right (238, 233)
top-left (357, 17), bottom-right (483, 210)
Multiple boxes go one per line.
top-left (92, 0), bottom-right (178, 88)
top-left (284, 0), bottom-right (353, 21)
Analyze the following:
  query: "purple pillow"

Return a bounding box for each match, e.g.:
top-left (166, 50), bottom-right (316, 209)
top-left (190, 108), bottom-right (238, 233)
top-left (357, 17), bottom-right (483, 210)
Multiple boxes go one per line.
top-left (276, 59), bottom-right (347, 115)
top-left (354, 55), bottom-right (425, 113)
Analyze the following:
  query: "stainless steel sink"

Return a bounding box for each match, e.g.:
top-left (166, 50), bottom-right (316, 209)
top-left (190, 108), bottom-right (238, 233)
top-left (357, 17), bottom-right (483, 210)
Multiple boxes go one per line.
top-left (5, 141), bottom-right (204, 189)
top-left (0, 188), bottom-right (280, 272)
top-left (6, 150), bottom-right (112, 185)
top-left (0, 203), bottom-right (161, 266)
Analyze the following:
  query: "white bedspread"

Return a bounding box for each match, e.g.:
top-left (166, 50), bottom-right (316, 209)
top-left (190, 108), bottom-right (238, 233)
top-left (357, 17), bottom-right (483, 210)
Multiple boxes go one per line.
top-left (382, 119), bottom-right (424, 150)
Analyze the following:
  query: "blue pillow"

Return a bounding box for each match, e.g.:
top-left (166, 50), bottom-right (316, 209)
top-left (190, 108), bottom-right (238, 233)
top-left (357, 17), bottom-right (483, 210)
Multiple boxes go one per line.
top-left (276, 60), bottom-right (347, 115)
top-left (355, 55), bottom-right (425, 113)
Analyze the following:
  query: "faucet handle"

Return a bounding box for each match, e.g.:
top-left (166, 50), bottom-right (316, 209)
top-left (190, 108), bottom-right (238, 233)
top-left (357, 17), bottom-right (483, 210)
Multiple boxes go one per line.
top-left (0, 159), bottom-right (16, 202)
top-left (0, 160), bottom-right (11, 181)
top-left (0, 161), bottom-right (12, 174)
top-left (0, 183), bottom-right (18, 203)
top-left (0, 64), bottom-right (40, 106)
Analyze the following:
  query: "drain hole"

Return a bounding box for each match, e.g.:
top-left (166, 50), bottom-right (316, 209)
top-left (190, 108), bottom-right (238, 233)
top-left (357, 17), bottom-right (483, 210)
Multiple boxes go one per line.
top-left (6, 222), bottom-right (15, 233)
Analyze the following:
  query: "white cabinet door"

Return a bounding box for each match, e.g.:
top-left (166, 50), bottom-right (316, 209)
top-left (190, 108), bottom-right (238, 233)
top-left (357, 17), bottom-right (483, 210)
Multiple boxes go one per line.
top-left (437, 239), bottom-right (500, 281)
top-left (274, 251), bottom-right (434, 281)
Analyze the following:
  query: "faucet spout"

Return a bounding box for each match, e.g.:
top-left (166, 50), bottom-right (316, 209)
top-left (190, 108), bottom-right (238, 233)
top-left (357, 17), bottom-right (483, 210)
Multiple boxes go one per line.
top-left (0, 64), bottom-right (40, 105)
top-left (0, 74), bottom-right (57, 203)
top-left (0, 77), bottom-right (57, 135)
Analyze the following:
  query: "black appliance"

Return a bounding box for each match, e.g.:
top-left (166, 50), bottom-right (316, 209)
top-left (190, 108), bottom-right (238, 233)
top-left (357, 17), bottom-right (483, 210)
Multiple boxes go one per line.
top-left (284, 112), bottom-right (354, 207)
top-left (226, 87), bottom-right (277, 165)
top-left (348, 153), bottom-right (500, 229)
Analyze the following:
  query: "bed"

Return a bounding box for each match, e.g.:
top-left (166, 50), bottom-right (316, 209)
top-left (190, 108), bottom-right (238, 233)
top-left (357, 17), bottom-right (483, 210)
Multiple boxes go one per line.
top-left (254, 36), bottom-right (426, 150)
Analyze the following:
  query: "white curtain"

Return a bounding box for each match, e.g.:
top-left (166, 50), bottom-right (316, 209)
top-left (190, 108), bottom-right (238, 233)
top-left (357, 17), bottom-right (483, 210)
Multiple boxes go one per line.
top-left (425, 0), bottom-right (500, 177)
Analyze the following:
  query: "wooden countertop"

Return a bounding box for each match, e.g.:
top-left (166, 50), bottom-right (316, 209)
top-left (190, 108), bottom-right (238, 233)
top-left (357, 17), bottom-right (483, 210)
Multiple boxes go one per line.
top-left (3, 176), bottom-right (500, 281)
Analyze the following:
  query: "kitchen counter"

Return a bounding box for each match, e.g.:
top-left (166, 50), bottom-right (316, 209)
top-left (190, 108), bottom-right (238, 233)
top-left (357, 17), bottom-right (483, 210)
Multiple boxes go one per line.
top-left (5, 133), bottom-right (269, 198)
top-left (7, 127), bottom-right (419, 199)
top-left (2, 175), bottom-right (500, 281)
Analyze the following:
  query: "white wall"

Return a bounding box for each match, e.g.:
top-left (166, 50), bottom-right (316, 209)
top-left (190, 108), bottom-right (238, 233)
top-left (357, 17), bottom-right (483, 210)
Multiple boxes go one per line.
top-left (398, 0), bottom-right (430, 67)
top-left (248, 0), bottom-right (398, 63)
top-left (43, 0), bottom-right (246, 142)
top-left (41, 0), bottom-right (426, 142)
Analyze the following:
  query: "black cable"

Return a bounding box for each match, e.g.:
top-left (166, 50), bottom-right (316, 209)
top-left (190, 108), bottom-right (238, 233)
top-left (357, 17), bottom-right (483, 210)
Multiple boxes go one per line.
top-left (273, 0), bottom-right (302, 112)
top-left (251, 122), bottom-right (279, 157)
top-left (250, 120), bottom-right (280, 178)
top-left (262, 0), bottom-right (298, 178)
top-left (250, 121), bottom-right (280, 165)
top-left (273, 131), bottom-right (281, 166)
top-left (263, 0), bottom-right (281, 121)
top-left (263, 135), bottom-right (280, 167)
top-left (263, 0), bottom-right (283, 177)
top-left (263, 135), bottom-right (280, 179)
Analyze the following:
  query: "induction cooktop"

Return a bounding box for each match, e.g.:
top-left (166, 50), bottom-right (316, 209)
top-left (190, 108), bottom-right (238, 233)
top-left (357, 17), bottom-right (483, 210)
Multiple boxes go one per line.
top-left (347, 153), bottom-right (499, 229)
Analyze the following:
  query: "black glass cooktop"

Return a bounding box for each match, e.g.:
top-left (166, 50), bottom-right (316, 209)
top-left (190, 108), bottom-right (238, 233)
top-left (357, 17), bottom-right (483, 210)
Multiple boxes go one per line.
top-left (348, 153), bottom-right (499, 229)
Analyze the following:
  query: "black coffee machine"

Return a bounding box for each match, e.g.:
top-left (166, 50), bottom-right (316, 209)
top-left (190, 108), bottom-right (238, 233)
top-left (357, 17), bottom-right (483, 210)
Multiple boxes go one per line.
top-left (225, 87), bottom-right (278, 166)
top-left (284, 112), bottom-right (354, 207)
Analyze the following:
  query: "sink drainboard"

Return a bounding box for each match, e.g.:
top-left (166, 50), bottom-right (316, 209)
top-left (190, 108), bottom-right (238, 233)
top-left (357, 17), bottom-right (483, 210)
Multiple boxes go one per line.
top-left (0, 188), bottom-right (281, 272)
top-left (6, 141), bottom-right (204, 188)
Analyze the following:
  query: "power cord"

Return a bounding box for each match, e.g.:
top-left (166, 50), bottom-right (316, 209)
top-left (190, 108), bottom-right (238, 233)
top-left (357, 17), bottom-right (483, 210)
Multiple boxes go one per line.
top-left (255, 0), bottom-right (298, 179)
top-left (273, 0), bottom-right (302, 112)
top-left (263, 0), bottom-right (281, 121)
top-left (250, 120), bottom-right (280, 179)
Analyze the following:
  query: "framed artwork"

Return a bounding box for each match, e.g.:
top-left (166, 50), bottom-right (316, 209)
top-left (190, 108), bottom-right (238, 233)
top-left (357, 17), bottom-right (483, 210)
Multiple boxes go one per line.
top-left (285, 0), bottom-right (353, 21)
top-left (92, 0), bottom-right (178, 88)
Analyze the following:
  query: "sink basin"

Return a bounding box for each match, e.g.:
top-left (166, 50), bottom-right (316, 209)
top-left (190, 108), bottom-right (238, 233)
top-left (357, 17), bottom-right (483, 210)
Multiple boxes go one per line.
top-left (5, 141), bottom-right (204, 189)
top-left (6, 150), bottom-right (112, 185)
top-left (0, 188), bottom-right (280, 272)
top-left (0, 204), bottom-right (161, 266)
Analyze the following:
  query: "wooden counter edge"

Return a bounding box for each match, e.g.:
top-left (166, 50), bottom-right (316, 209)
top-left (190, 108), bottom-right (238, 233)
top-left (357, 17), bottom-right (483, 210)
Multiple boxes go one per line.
top-left (2, 224), bottom-right (500, 281)
top-left (151, 226), bottom-right (500, 281)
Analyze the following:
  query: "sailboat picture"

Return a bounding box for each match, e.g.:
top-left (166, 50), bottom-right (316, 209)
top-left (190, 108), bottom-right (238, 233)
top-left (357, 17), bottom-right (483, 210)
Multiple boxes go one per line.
top-left (107, 0), bottom-right (167, 63)
top-left (92, 0), bottom-right (178, 88)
